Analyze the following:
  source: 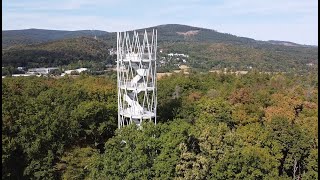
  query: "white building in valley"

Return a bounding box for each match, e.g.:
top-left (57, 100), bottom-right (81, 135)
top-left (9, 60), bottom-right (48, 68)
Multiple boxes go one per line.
top-left (61, 68), bottom-right (88, 76)
top-left (28, 67), bottom-right (59, 75)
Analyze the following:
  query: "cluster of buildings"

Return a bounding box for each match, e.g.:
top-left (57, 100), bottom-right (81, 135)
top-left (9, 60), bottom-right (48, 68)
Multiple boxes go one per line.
top-left (167, 53), bottom-right (189, 58)
top-left (28, 67), bottom-right (59, 74)
top-left (157, 52), bottom-right (190, 67)
top-left (61, 68), bottom-right (88, 76)
top-left (2, 67), bottom-right (88, 78)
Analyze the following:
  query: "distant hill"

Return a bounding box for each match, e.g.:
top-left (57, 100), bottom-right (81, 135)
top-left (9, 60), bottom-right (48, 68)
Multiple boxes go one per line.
top-left (2, 37), bottom-right (114, 68)
top-left (143, 24), bottom-right (257, 45)
top-left (2, 24), bottom-right (318, 72)
top-left (2, 29), bottom-right (109, 48)
top-left (160, 41), bottom-right (318, 72)
top-left (97, 24), bottom-right (257, 46)
top-left (3, 24), bottom-right (313, 48)
top-left (267, 40), bottom-right (306, 47)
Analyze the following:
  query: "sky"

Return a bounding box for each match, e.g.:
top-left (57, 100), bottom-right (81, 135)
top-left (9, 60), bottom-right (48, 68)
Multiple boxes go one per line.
top-left (2, 0), bottom-right (318, 45)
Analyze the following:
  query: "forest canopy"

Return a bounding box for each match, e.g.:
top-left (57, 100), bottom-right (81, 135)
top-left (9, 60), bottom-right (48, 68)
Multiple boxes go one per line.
top-left (2, 72), bottom-right (318, 179)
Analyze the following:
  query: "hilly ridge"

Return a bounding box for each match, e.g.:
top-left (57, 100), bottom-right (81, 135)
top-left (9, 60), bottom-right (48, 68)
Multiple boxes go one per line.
top-left (2, 29), bottom-right (109, 48)
top-left (3, 24), bottom-right (313, 48)
top-left (142, 24), bottom-right (256, 45)
top-left (2, 24), bottom-right (318, 72)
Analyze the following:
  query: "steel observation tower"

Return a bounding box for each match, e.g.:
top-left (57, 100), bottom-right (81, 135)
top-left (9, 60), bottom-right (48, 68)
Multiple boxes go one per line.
top-left (117, 29), bottom-right (157, 128)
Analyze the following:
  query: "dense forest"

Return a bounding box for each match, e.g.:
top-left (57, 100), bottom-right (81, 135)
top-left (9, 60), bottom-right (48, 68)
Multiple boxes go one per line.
top-left (2, 71), bottom-right (318, 179)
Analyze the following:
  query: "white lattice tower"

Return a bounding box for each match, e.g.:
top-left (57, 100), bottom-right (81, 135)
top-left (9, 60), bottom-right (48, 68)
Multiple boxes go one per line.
top-left (117, 29), bottom-right (157, 128)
